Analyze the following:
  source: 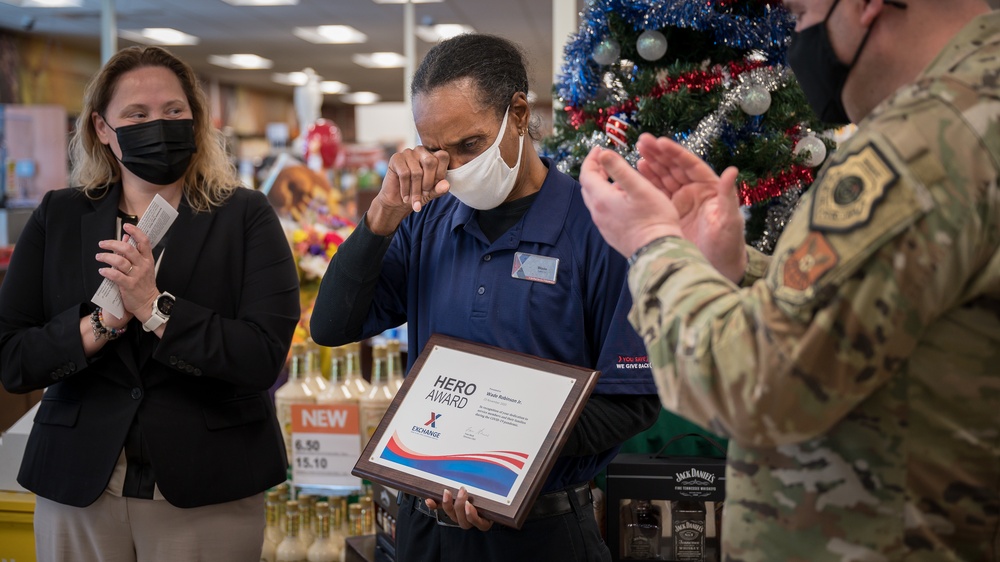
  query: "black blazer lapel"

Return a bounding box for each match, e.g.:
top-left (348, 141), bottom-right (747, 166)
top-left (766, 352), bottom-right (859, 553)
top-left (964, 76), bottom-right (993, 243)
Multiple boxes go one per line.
top-left (136, 195), bottom-right (217, 375)
top-left (80, 184), bottom-right (121, 301)
top-left (154, 195), bottom-right (216, 299)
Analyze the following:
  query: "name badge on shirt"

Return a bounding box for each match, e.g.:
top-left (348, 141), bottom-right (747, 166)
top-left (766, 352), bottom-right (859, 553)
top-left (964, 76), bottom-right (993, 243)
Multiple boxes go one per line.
top-left (512, 252), bottom-right (559, 285)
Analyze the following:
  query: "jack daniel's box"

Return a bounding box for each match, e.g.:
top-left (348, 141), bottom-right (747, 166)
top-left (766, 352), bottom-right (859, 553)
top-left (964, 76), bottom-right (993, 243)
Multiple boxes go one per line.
top-left (606, 433), bottom-right (726, 562)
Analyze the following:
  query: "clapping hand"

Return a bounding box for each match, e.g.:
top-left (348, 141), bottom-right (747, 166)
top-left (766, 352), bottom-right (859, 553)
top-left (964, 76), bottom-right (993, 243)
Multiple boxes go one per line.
top-left (580, 133), bottom-right (747, 283)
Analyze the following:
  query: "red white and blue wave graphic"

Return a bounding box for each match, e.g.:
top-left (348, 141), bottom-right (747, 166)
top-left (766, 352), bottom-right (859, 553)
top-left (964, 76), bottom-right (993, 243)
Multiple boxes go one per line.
top-left (381, 432), bottom-right (529, 496)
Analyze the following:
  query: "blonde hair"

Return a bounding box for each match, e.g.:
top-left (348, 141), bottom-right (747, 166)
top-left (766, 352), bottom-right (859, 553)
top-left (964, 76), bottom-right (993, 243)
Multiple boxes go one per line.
top-left (69, 46), bottom-right (237, 212)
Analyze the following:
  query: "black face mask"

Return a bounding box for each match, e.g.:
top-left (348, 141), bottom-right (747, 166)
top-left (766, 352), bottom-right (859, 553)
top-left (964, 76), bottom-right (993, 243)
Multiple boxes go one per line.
top-left (787, 0), bottom-right (907, 126)
top-left (104, 118), bottom-right (197, 185)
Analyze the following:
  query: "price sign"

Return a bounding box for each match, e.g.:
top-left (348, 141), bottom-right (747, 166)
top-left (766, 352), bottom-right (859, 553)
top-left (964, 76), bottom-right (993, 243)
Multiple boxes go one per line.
top-left (291, 403), bottom-right (362, 488)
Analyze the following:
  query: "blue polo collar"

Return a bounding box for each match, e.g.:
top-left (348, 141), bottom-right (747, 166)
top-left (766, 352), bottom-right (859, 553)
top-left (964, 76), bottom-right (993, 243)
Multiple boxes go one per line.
top-left (447, 157), bottom-right (570, 246)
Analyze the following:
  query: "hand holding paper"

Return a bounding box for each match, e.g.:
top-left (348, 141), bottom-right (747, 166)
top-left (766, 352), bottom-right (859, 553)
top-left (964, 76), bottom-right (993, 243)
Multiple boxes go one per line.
top-left (92, 194), bottom-right (178, 318)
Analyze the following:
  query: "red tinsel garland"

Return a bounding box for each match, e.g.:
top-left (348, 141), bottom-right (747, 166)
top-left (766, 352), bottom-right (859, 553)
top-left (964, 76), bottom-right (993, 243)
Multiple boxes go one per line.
top-left (738, 164), bottom-right (815, 206)
top-left (565, 58), bottom-right (767, 130)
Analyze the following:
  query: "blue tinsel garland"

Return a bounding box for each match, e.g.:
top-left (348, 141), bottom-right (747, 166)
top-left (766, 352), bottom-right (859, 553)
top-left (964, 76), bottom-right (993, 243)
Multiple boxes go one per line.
top-left (557, 0), bottom-right (795, 106)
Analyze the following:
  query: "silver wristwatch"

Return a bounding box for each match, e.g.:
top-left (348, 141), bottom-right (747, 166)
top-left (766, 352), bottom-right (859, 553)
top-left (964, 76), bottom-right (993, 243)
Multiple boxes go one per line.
top-left (142, 291), bottom-right (175, 332)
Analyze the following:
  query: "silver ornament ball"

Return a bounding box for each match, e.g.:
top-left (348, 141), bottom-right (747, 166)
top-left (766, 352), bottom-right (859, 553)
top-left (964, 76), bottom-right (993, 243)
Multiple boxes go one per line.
top-left (592, 38), bottom-right (621, 66)
top-left (794, 135), bottom-right (828, 167)
top-left (636, 30), bottom-right (668, 61)
top-left (739, 86), bottom-right (772, 116)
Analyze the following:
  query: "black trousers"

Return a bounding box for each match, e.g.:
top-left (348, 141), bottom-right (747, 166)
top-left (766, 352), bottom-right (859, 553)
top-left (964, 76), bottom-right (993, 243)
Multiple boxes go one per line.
top-left (395, 489), bottom-right (612, 562)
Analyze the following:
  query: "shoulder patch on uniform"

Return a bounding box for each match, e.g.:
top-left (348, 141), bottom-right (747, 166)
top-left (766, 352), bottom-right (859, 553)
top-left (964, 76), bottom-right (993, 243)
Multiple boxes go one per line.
top-left (782, 232), bottom-right (839, 291)
top-left (810, 143), bottom-right (899, 233)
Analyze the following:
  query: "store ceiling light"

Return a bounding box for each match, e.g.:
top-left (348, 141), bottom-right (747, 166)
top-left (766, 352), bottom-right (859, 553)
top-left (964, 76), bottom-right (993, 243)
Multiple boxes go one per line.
top-left (272, 72), bottom-right (309, 86)
top-left (120, 28), bottom-right (199, 46)
top-left (3, 0), bottom-right (82, 6)
top-left (321, 81), bottom-right (349, 95)
top-left (293, 25), bottom-right (367, 45)
top-left (415, 23), bottom-right (474, 43)
top-left (220, 0), bottom-right (298, 5)
top-left (272, 74), bottom-right (349, 95)
top-left (341, 92), bottom-right (381, 105)
top-left (352, 52), bottom-right (406, 69)
top-left (208, 54), bottom-right (273, 70)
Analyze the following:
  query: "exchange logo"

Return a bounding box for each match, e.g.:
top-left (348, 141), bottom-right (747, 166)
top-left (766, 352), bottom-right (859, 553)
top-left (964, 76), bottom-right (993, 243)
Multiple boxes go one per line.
top-left (424, 412), bottom-right (442, 428)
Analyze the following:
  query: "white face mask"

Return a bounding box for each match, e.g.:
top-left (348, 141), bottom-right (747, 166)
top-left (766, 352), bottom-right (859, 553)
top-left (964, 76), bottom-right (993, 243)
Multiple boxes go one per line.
top-left (445, 106), bottom-right (524, 210)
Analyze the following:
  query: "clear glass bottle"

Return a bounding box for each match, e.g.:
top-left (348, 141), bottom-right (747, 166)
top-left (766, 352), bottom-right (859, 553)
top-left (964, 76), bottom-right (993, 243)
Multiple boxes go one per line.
top-left (348, 503), bottom-right (363, 537)
top-left (275, 483), bottom-right (290, 532)
top-left (623, 499), bottom-right (662, 559)
top-left (261, 490), bottom-right (282, 562)
top-left (276, 501), bottom-right (308, 562)
top-left (358, 345), bottom-right (393, 445)
top-left (275, 344), bottom-right (316, 459)
top-left (329, 497), bottom-right (347, 550)
top-left (712, 501), bottom-right (724, 562)
top-left (360, 494), bottom-right (374, 535)
top-left (0, 107), bottom-right (7, 209)
top-left (385, 339), bottom-right (405, 394)
top-left (342, 342), bottom-right (370, 397)
top-left (297, 494), bottom-right (315, 548)
top-left (307, 501), bottom-right (342, 562)
top-left (671, 500), bottom-right (706, 561)
top-left (304, 339), bottom-right (330, 395)
top-left (316, 346), bottom-right (360, 405)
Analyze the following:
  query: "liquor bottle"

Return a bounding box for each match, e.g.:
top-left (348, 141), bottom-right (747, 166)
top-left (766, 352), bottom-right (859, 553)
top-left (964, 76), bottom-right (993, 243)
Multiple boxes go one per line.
top-left (713, 501), bottom-right (724, 562)
top-left (275, 483), bottom-right (291, 531)
top-left (276, 501), bottom-right (308, 562)
top-left (622, 499), bottom-right (662, 559)
top-left (360, 494), bottom-right (374, 535)
top-left (261, 491), bottom-right (282, 562)
top-left (358, 345), bottom-right (393, 445)
top-left (0, 106), bottom-right (7, 208)
top-left (342, 342), bottom-right (370, 397)
top-left (386, 339), bottom-right (405, 394)
top-left (672, 500), bottom-right (706, 561)
top-left (348, 503), bottom-right (363, 537)
top-left (307, 501), bottom-right (342, 562)
top-left (304, 339), bottom-right (330, 395)
top-left (316, 346), bottom-right (361, 405)
top-left (329, 497), bottom-right (347, 550)
top-left (297, 494), bottom-right (316, 548)
top-left (275, 344), bottom-right (316, 459)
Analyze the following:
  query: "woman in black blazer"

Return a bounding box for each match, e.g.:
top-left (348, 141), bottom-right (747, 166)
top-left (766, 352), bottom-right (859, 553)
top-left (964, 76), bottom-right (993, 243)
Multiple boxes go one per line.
top-left (0, 46), bottom-right (299, 561)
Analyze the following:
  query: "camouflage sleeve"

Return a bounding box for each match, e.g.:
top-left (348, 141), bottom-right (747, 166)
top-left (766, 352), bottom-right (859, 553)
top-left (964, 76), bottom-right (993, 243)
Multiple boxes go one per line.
top-left (739, 245), bottom-right (770, 287)
top-left (628, 96), bottom-right (994, 447)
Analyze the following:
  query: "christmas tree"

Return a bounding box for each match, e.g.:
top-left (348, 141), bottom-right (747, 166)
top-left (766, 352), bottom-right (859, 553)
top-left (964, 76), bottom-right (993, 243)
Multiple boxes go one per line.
top-left (544, 0), bottom-right (833, 253)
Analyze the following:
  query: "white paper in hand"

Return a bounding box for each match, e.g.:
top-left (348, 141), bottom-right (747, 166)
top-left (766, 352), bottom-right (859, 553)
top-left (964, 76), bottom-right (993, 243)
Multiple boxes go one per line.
top-left (91, 194), bottom-right (179, 318)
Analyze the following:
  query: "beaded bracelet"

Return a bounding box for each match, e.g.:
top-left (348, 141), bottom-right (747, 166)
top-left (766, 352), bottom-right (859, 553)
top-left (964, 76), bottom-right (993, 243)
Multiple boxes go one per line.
top-left (90, 307), bottom-right (127, 341)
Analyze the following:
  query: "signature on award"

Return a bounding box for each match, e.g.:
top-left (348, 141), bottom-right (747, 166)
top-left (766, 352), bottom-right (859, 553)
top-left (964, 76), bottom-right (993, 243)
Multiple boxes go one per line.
top-left (463, 426), bottom-right (491, 440)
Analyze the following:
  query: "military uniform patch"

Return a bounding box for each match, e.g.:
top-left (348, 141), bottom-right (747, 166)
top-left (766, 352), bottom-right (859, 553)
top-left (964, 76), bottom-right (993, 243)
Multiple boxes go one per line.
top-left (811, 143), bottom-right (899, 232)
top-left (782, 232), bottom-right (839, 291)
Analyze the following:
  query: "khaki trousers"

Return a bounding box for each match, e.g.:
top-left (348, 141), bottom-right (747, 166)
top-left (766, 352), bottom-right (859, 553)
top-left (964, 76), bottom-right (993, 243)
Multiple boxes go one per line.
top-left (34, 491), bottom-right (265, 562)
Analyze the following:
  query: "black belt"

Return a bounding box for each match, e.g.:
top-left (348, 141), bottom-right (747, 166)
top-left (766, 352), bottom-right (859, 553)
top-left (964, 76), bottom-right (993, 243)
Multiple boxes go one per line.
top-left (412, 483), bottom-right (593, 527)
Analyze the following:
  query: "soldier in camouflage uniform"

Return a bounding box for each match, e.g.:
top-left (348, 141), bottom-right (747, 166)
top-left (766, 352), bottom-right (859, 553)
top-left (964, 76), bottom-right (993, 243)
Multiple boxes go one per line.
top-left (578, 0), bottom-right (999, 560)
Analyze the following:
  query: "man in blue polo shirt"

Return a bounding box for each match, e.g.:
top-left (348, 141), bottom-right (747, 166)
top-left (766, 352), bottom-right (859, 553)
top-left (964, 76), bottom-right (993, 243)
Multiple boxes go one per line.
top-left (311, 33), bottom-right (658, 562)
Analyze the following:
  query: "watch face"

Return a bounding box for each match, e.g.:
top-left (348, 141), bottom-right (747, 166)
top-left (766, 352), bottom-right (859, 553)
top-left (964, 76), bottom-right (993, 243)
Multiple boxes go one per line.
top-left (156, 294), bottom-right (175, 315)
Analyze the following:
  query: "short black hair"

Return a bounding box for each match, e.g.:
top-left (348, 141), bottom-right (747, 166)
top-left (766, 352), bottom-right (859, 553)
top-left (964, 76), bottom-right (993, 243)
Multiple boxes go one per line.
top-left (411, 34), bottom-right (529, 119)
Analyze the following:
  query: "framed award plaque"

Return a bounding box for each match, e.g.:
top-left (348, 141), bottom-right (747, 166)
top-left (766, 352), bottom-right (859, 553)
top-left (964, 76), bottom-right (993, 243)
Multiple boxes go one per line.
top-left (352, 334), bottom-right (599, 529)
